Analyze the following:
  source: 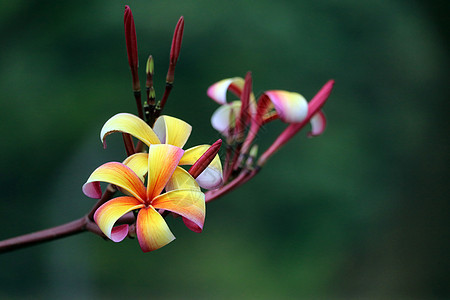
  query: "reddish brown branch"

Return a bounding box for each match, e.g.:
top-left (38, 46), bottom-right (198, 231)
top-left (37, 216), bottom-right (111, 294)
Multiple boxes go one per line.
top-left (0, 217), bottom-right (87, 254)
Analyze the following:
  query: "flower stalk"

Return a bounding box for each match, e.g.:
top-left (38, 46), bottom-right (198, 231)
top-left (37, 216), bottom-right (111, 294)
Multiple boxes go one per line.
top-left (153, 16), bottom-right (184, 124)
top-left (257, 79), bottom-right (335, 166)
top-left (207, 74), bottom-right (335, 195)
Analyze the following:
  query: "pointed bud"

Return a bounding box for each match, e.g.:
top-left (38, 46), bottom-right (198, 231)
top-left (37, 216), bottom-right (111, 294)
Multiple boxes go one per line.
top-left (155, 16), bottom-right (185, 118)
top-left (245, 144), bottom-right (258, 169)
top-left (235, 71), bottom-right (252, 140)
top-left (170, 16), bottom-right (184, 65)
top-left (124, 6), bottom-right (140, 91)
top-left (146, 55), bottom-right (156, 106)
top-left (166, 16), bottom-right (184, 84)
top-left (249, 144), bottom-right (258, 159)
top-left (146, 55), bottom-right (154, 76)
top-left (188, 139), bottom-right (222, 179)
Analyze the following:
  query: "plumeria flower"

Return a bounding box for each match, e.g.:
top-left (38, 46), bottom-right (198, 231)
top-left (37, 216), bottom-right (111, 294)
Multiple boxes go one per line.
top-left (83, 144), bottom-right (205, 252)
top-left (207, 77), bottom-right (257, 138)
top-left (101, 113), bottom-right (223, 190)
top-left (257, 80), bottom-right (334, 166)
top-left (208, 76), bottom-right (309, 134)
top-left (208, 75), bottom-right (329, 157)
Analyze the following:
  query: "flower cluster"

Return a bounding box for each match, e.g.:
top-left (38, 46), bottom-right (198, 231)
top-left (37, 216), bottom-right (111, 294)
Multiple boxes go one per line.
top-left (0, 5), bottom-right (335, 255)
top-left (82, 6), bottom-right (334, 253)
top-left (205, 73), bottom-right (334, 193)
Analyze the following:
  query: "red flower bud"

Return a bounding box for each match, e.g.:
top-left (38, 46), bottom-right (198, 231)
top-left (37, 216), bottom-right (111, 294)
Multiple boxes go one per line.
top-left (124, 5), bottom-right (140, 91)
top-left (170, 16), bottom-right (184, 65)
top-left (188, 139), bottom-right (222, 179)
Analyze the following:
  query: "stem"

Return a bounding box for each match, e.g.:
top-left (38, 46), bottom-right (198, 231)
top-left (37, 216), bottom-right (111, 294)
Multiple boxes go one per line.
top-left (122, 133), bottom-right (135, 156)
top-left (205, 167), bottom-right (259, 203)
top-left (153, 81), bottom-right (173, 122)
top-left (0, 184), bottom-right (134, 254)
top-left (0, 217), bottom-right (87, 254)
top-left (134, 91), bottom-right (144, 120)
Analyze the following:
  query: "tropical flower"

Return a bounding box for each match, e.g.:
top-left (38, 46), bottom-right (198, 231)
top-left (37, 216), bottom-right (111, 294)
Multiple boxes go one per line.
top-left (100, 113), bottom-right (223, 190)
top-left (208, 77), bottom-right (309, 134)
top-left (83, 144), bottom-right (205, 252)
top-left (207, 77), bottom-right (255, 138)
top-left (208, 77), bottom-right (312, 158)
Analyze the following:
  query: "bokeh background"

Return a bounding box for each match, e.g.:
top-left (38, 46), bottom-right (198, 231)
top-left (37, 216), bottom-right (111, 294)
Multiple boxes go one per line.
top-left (0, 0), bottom-right (448, 299)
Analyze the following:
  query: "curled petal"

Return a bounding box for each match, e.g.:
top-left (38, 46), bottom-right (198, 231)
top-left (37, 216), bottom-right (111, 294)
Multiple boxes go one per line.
top-left (183, 217), bottom-right (202, 233)
top-left (264, 90), bottom-right (308, 123)
top-left (152, 189), bottom-right (205, 231)
top-left (147, 144), bottom-right (184, 200)
top-left (166, 167), bottom-right (200, 192)
top-left (123, 153), bottom-right (149, 182)
top-left (207, 77), bottom-right (245, 105)
top-left (180, 145), bottom-right (223, 189)
top-left (136, 206), bottom-right (175, 252)
top-left (308, 110), bottom-right (327, 137)
top-left (110, 225), bottom-right (130, 243)
top-left (101, 113), bottom-right (161, 148)
top-left (196, 167), bottom-right (223, 190)
top-left (82, 181), bottom-right (102, 199)
top-left (210, 101), bottom-right (241, 137)
top-left (153, 115), bottom-right (192, 148)
top-left (94, 196), bottom-right (144, 242)
top-left (83, 162), bottom-right (147, 201)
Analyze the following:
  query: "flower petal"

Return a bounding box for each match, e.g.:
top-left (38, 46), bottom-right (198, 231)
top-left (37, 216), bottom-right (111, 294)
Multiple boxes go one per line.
top-left (147, 144), bottom-right (184, 200)
top-left (101, 113), bottom-right (161, 148)
top-left (308, 110), bottom-right (327, 137)
top-left (123, 152), bottom-right (149, 182)
top-left (196, 168), bottom-right (224, 190)
top-left (210, 101), bottom-right (241, 137)
top-left (180, 145), bottom-right (223, 189)
top-left (166, 166), bottom-right (200, 192)
top-left (164, 167), bottom-right (203, 233)
top-left (153, 115), bottom-right (192, 148)
top-left (264, 90), bottom-right (308, 123)
top-left (152, 189), bottom-right (205, 231)
top-left (207, 77), bottom-right (245, 105)
top-left (83, 162), bottom-right (146, 202)
top-left (182, 217), bottom-right (202, 233)
top-left (136, 206), bottom-right (175, 252)
top-left (94, 196), bottom-right (144, 242)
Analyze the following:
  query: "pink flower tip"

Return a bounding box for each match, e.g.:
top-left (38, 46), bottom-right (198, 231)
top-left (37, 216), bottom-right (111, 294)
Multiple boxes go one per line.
top-left (82, 182), bottom-right (102, 199)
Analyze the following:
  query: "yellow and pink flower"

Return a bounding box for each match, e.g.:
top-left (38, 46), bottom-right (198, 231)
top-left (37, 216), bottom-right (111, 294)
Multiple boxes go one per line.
top-left (83, 144), bottom-right (205, 252)
top-left (100, 113), bottom-right (223, 190)
top-left (208, 75), bottom-right (333, 161)
top-left (207, 76), bottom-right (309, 138)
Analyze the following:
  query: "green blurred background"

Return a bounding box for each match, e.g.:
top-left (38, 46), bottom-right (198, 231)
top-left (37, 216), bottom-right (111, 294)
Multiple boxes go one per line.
top-left (0, 0), bottom-right (448, 299)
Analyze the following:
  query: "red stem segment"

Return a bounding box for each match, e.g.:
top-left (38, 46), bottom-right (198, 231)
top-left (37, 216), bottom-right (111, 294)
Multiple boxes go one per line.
top-left (205, 167), bottom-right (259, 203)
top-left (0, 217), bottom-right (88, 254)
